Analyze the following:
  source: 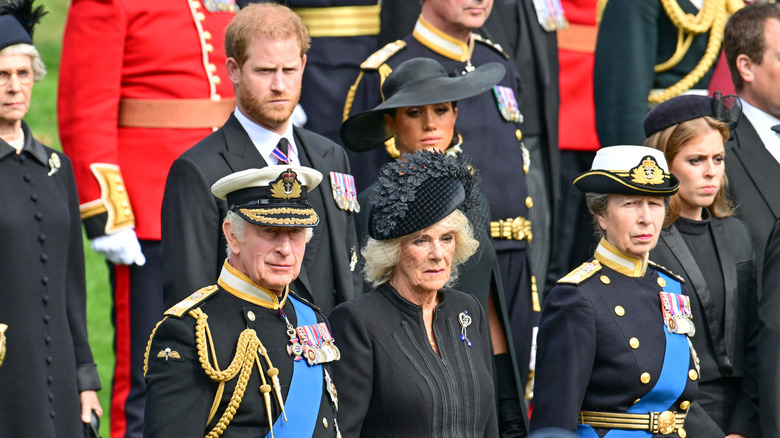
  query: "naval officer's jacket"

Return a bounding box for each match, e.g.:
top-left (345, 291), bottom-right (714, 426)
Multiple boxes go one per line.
top-left (144, 262), bottom-right (340, 437)
top-left (531, 239), bottom-right (699, 437)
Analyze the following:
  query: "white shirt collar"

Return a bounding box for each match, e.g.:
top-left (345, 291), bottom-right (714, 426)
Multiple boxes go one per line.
top-left (233, 109), bottom-right (299, 166)
top-left (739, 98), bottom-right (780, 165)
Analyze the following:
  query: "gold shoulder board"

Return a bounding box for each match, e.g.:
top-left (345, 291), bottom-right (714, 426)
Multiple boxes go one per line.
top-left (473, 33), bottom-right (509, 59)
top-left (558, 260), bottom-right (602, 285)
top-left (360, 40), bottom-right (407, 70)
top-left (165, 285), bottom-right (219, 318)
top-left (648, 261), bottom-right (685, 284)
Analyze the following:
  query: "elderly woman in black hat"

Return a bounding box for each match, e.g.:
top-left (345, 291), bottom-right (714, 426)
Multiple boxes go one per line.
top-left (340, 58), bottom-right (527, 435)
top-left (0, 0), bottom-right (102, 436)
top-left (329, 151), bottom-right (518, 437)
top-left (644, 94), bottom-right (758, 438)
top-left (530, 146), bottom-right (699, 437)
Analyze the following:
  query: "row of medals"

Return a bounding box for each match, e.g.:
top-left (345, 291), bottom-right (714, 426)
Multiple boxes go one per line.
top-left (287, 323), bottom-right (341, 366)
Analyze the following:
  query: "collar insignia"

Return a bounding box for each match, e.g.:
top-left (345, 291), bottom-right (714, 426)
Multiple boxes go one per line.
top-left (630, 156), bottom-right (665, 185)
top-left (270, 168), bottom-right (302, 199)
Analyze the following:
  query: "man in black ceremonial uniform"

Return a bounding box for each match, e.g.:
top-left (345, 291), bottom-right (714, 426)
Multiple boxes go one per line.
top-left (344, 0), bottom-right (539, 392)
top-left (161, 2), bottom-right (361, 314)
top-left (145, 166), bottom-right (341, 437)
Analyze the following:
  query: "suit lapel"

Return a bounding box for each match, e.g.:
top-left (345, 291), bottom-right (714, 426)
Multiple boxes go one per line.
top-left (219, 114), bottom-right (269, 172)
top-left (712, 219), bottom-right (738, 363)
top-left (730, 118), bottom-right (780, 218)
top-left (660, 227), bottom-right (732, 371)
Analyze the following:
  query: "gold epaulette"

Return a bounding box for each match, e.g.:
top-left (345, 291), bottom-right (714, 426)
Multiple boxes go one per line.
top-left (79, 163), bottom-right (135, 234)
top-left (558, 260), bottom-right (602, 285)
top-left (360, 40), bottom-right (406, 70)
top-left (473, 33), bottom-right (509, 59)
top-left (648, 261), bottom-right (685, 284)
top-left (165, 285), bottom-right (219, 318)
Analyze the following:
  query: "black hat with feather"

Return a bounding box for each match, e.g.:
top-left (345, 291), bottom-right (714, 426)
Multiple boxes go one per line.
top-left (0, 0), bottom-right (47, 52)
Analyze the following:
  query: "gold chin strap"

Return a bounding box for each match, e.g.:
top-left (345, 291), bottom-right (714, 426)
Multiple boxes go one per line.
top-left (649, 0), bottom-right (743, 105)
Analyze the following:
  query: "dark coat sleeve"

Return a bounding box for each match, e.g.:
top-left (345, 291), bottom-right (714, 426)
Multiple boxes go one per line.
top-left (760, 218), bottom-right (780, 437)
top-left (530, 284), bottom-right (596, 433)
top-left (62, 155), bottom-right (101, 391)
top-left (161, 156), bottom-right (224, 308)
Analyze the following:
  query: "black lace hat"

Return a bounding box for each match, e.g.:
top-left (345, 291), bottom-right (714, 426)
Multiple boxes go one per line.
top-left (211, 166), bottom-right (322, 228)
top-left (643, 92), bottom-right (741, 137)
top-left (368, 150), bottom-right (480, 240)
top-left (340, 57), bottom-right (505, 152)
top-left (574, 145), bottom-right (679, 196)
top-left (0, 0), bottom-right (46, 52)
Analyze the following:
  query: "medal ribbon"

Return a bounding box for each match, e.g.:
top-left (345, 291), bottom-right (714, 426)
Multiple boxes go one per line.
top-left (267, 295), bottom-right (323, 438)
top-left (345, 175), bottom-right (357, 204)
top-left (577, 272), bottom-right (690, 438)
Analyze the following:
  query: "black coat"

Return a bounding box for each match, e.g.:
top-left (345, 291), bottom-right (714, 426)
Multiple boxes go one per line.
top-left (651, 217), bottom-right (760, 437)
top-left (725, 115), bottom-right (780, 287)
top-left (161, 114), bottom-right (361, 313)
top-left (0, 122), bottom-right (101, 437)
top-left (329, 283), bottom-right (498, 437)
top-left (759, 218), bottom-right (780, 437)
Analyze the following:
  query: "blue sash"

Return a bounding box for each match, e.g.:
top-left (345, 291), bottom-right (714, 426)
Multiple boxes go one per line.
top-left (578, 272), bottom-right (690, 438)
top-left (265, 296), bottom-right (323, 438)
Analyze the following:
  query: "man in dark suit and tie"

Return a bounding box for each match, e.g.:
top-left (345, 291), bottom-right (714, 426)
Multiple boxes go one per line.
top-left (723, 4), bottom-right (780, 437)
top-left (161, 2), bottom-right (361, 314)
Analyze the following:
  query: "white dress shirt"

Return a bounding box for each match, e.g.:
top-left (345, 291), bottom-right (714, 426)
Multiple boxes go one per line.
top-left (234, 109), bottom-right (300, 166)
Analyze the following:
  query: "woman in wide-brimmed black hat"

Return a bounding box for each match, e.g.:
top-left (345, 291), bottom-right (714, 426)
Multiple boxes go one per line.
top-left (335, 59), bottom-right (527, 436)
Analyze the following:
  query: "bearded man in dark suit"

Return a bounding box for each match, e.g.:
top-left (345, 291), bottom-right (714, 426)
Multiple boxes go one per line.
top-left (161, 2), bottom-right (361, 314)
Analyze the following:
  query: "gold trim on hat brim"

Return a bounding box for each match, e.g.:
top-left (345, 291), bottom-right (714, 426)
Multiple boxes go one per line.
top-left (573, 170), bottom-right (679, 195)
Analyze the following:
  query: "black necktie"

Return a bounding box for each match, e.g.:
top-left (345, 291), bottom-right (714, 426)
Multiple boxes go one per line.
top-left (273, 138), bottom-right (290, 164)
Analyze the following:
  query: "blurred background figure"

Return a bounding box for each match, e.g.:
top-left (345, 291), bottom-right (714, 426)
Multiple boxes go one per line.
top-left (0, 0), bottom-right (102, 435)
top-left (645, 94), bottom-right (759, 438)
top-left (57, 0), bottom-right (237, 436)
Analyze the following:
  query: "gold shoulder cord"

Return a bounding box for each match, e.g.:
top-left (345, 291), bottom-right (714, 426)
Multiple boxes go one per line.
top-left (649, 0), bottom-right (743, 105)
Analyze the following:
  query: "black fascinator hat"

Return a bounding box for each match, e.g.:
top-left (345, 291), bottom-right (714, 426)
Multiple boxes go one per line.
top-left (368, 150), bottom-right (480, 240)
top-left (0, 0), bottom-right (47, 52)
top-left (341, 58), bottom-right (505, 152)
top-left (643, 92), bottom-right (741, 138)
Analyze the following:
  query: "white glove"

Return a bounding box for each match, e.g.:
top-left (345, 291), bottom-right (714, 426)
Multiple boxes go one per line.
top-left (90, 228), bottom-right (146, 266)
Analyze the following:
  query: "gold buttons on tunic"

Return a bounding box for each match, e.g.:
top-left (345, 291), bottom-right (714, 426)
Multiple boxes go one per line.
top-left (247, 311), bottom-right (256, 321)
top-left (629, 337), bottom-right (639, 349)
top-left (640, 372), bottom-right (651, 384)
top-left (526, 196), bottom-right (534, 208)
top-left (657, 277), bottom-right (667, 287)
top-left (322, 417), bottom-right (328, 428)
top-left (600, 275), bottom-right (610, 284)
top-left (689, 369), bottom-right (698, 381)
top-left (679, 401), bottom-right (691, 411)
top-left (614, 306), bottom-right (625, 316)
top-left (515, 129), bottom-right (523, 141)
top-left (678, 427), bottom-right (687, 438)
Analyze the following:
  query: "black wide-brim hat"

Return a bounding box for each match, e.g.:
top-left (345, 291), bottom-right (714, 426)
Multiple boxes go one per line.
top-left (643, 92), bottom-right (741, 137)
top-left (573, 145), bottom-right (679, 196)
top-left (211, 166), bottom-right (322, 228)
top-left (340, 58), bottom-right (505, 152)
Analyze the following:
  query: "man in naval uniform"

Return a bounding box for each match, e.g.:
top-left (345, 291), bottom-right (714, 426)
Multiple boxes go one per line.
top-left (161, 2), bottom-right (361, 315)
top-left (343, 0), bottom-right (539, 393)
top-left (144, 166), bottom-right (341, 437)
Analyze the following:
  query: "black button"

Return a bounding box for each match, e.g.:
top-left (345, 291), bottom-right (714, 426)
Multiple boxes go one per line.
top-left (41, 294), bottom-right (49, 304)
top-left (38, 234), bottom-right (46, 242)
top-left (17, 154), bottom-right (25, 162)
top-left (30, 194), bottom-right (38, 202)
top-left (47, 376), bottom-right (53, 383)
top-left (46, 356), bottom-right (52, 364)
top-left (50, 411), bottom-right (55, 419)
top-left (48, 393), bottom-right (54, 401)
top-left (43, 314), bottom-right (50, 323)
top-left (23, 174), bottom-right (31, 182)
top-left (45, 336), bottom-right (51, 345)
top-left (35, 212), bottom-right (43, 220)
top-left (41, 276), bottom-right (49, 285)
top-left (40, 254), bottom-right (48, 263)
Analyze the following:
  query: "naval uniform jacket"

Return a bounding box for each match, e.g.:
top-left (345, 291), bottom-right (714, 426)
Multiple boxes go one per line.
top-left (594, 0), bottom-right (715, 146)
top-left (329, 283), bottom-right (498, 437)
top-left (161, 114), bottom-right (360, 313)
top-left (0, 122), bottom-right (101, 437)
top-left (531, 239), bottom-right (698, 436)
top-left (144, 262), bottom-right (339, 437)
top-left (651, 217), bottom-right (759, 437)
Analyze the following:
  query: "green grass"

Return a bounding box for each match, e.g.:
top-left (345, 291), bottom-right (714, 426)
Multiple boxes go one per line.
top-left (27, 1), bottom-right (115, 436)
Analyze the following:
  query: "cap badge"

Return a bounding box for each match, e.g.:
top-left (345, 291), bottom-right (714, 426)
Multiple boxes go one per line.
top-left (270, 168), bottom-right (302, 200)
top-left (631, 156), bottom-right (664, 186)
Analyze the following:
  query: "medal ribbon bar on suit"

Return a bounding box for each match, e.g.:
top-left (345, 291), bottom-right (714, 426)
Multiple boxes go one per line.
top-left (267, 295), bottom-right (322, 438)
top-left (577, 272), bottom-right (691, 438)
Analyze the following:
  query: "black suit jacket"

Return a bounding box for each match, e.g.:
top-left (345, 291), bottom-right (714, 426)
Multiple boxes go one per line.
top-left (651, 218), bottom-right (759, 437)
top-left (161, 114), bottom-right (360, 313)
top-left (760, 218), bottom-right (780, 437)
top-left (726, 114), bottom-right (780, 287)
